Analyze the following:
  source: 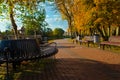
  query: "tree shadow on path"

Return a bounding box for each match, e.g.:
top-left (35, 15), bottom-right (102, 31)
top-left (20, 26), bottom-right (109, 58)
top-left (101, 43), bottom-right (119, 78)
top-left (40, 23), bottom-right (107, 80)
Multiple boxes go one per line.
top-left (19, 58), bottom-right (120, 80)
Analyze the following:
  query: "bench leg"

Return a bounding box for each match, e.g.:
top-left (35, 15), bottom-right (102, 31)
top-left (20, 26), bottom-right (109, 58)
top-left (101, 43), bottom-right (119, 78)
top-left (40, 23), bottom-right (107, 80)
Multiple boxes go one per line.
top-left (12, 61), bottom-right (21, 71)
top-left (88, 42), bottom-right (90, 47)
top-left (103, 44), bottom-right (105, 50)
top-left (12, 63), bottom-right (17, 71)
top-left (53, 54), bottom-right (56, 60)
top-left (5, 60), bottom-right (10, 80)
top-left (100, 44), bottom-right (104, 50)
top-left (109, 45), bottom-right (111, 50)
top-left (4, 49), bottom-right (10, 80)
top-left (72, 40), bottom-right (74, 44)
top-left (79, 41), bottom-right (82, 45)
top-left (51, 55), bottom-right (56, 67)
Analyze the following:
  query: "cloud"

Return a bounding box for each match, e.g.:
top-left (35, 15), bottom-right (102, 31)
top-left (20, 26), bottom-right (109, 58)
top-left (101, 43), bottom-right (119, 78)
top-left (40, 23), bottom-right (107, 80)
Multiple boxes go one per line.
top-left (46, 15), bottom-right (50, 18)
top-left (0, 2), bottom-right (68, 32)
top-left (0, 20), bottom-right (10, 31)
top-left (53, 15), bottom-right (60, 17)
top-left (45, 5), bottom-right (68, 31)
top-left (45, 17), bottom-right (61, 22)
top-left (46, 17), bottom-right (68, 31)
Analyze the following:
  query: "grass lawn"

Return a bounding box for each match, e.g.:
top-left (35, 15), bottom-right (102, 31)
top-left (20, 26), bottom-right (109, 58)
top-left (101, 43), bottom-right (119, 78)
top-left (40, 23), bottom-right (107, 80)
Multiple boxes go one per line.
top-left (0, 58), bottom-right (55, 80)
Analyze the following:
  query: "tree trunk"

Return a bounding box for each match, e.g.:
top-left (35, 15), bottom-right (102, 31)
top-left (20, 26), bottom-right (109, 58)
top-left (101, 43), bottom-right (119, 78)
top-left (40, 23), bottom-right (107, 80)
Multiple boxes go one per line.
top-left (102, 26), bottom-right (107, 37)
top-left (10, 11), bottom-right (18, 39)
top-left (96, 25), bottom-right (108, 41)
top-left (108, 25), bottom-right (111, 37)
top-left (68, 19), bottom-right (73, 38)
top-left (118, 26), bottom-right (120, 36)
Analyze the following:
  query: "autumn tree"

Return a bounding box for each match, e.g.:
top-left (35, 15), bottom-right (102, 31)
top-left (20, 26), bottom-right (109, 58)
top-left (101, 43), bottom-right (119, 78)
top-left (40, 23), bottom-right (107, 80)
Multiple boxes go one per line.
top-left (55, 0), bottom-right (75, 38)
top-left (55, 0), bottom-right (120, 41)
top-left (90, 0), bottom-right (120, 40)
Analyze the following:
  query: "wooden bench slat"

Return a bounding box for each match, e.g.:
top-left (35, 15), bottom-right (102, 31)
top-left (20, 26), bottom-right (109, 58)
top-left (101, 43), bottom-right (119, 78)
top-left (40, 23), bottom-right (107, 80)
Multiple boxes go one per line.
top-left (100, 36), bottom-right (120, 49)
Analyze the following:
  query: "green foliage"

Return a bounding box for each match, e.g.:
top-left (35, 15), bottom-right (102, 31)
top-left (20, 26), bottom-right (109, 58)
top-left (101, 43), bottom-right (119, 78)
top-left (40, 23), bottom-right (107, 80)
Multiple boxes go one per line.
top-left (53, 28), bottom-right (64, 38)
top-left (0, 0), bottom-right (48, 39)
top-left (21, 6), bottom-right (47, 35)
top-left (43, 27), bottom-right (53, 37)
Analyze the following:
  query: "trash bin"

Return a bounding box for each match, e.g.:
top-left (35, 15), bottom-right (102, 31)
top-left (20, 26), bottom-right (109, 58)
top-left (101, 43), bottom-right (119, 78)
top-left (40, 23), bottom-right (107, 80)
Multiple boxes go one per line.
top-left (93, 34), bottom-right (100, 43)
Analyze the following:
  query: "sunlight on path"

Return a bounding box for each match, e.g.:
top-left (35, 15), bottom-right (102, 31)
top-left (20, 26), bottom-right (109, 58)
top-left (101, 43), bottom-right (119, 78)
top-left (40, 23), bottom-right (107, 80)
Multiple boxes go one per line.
top-left (54, 39), bottom-right (120, 64)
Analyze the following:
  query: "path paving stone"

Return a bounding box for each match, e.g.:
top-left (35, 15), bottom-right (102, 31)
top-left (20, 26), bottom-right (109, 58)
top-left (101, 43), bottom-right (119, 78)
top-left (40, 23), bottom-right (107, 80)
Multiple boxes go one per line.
top-left (20, 39), bottom-right (120, 80)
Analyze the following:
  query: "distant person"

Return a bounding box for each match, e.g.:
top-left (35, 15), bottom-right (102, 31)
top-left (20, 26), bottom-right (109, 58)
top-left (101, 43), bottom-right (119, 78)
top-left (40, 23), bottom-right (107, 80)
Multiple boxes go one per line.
top-left (76, 35), bottom-right (79, 44)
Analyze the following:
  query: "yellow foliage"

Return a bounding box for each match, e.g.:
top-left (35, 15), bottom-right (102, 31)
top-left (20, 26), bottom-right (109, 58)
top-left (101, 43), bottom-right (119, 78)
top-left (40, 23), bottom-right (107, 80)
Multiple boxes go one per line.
top-left (56, 0), bottom-right (120, 35)
top-left (112, 9), bottom-right (118, 14)
top-left (94, 18), bottom-right (103, 23)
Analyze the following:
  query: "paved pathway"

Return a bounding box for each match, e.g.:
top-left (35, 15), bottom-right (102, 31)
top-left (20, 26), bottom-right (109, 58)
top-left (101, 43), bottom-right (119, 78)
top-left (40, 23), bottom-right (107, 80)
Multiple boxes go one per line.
top-left (56, 39), bottom-right (120, 64)
top-left (21, 39), bottom-right (120, 80)
top-left (54, 39), bottom-right (120, 80)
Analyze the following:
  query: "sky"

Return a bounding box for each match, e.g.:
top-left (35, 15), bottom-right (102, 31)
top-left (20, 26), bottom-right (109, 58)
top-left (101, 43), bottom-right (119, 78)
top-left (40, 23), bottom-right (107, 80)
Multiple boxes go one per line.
top-left (44, 2), bottom-right (68, 31)
top-left (0, 1), bottom-right (68, 32)
top-left (0, 19), bottom-right (10, 32)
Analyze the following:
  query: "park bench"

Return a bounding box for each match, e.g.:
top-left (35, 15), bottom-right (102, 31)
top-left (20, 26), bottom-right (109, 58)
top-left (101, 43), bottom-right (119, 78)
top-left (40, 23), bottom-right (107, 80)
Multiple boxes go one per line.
top-left (0, 39), bottom-right (58, 78)
top-left (100, 36), bottom-right (120, 50)
top-left (79, 36), bottom-right (94, 47)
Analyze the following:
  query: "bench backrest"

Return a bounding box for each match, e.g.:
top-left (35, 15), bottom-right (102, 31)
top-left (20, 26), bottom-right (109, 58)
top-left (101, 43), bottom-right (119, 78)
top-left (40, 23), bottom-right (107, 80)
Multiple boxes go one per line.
top-left (109, 36), bottom-right (120, 43)
top-left (0, 39), bottom-right (40, 61)
top-left (83, 36), bottom-right (93, 41)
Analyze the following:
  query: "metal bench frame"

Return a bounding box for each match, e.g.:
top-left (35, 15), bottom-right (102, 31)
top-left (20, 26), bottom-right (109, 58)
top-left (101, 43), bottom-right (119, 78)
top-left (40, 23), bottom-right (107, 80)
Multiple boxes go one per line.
top-left (0, 39), bottom-right (58, 79)
top-left (79, 36), bottom-right (94, 47)
top-left (100, 36), bottom-right (120, 50)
